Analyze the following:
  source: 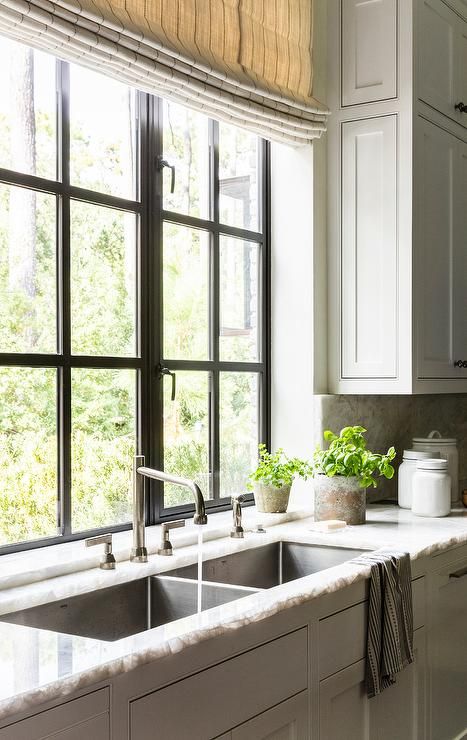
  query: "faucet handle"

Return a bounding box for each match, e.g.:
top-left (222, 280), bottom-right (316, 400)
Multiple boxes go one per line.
top-left (85, 533), bottom-right (116, 570)
top-left (232, 494), bottom-right (246, 504)
top-left (158, 519), bottom-right (185, 556)
top-left (231, 495), bottom-right (246, 539)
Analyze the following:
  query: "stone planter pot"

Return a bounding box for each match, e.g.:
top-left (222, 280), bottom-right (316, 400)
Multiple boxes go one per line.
top-left (253, 482), bottom-right (291, 513)
top-left (313, 475), bottom-right (366, 525)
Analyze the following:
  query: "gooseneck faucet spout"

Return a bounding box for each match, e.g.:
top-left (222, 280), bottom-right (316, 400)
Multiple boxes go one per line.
top-left (131, 455), bottom-right (208, 563)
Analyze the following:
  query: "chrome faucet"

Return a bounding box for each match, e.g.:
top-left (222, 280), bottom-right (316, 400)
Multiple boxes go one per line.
top-left (230, 494), bottom-right (245, 538)
top-left (158, 519), bottom-right (185, 556)
top-left (85, 533), bottom-right (116, 570)
top-left (131, 455), bottom-right (208, 563)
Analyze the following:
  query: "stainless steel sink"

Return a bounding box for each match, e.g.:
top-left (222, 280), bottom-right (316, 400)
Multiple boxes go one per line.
top-left (166, 541), bottom-right (368, 589)
top-left (0, 575), bottom-right (257, 642)
top-left (0, 542), bottom-right (368, 642)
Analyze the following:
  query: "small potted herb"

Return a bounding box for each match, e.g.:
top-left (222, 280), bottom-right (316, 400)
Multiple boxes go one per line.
top-left (311, 426), bottom-right (396, 524)
top-left (248, 444), bottom-right (311, 513)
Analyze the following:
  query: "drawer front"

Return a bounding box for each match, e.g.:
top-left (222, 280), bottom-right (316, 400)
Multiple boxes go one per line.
top-left (319, 579), bottom-right (425, 679)
top-left (130, 628), bottom-right (308, 740)
top-left (47, 714), bottom-right (109, 740)
top-left (319, 602), bottom-right (367, 680)
top-left (0, 688), bottom-right (109, 740)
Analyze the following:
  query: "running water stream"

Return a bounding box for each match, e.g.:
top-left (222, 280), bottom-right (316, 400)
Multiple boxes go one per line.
top-left (197, 527), bottom-right (203, 613)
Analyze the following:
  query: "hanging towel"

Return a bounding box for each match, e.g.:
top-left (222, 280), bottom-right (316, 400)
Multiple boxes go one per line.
top-left (353, 550), bottom-right (414, 698)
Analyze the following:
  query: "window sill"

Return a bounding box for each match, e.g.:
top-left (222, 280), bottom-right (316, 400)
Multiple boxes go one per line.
top-left (0, 495), bottom-right (313, 591)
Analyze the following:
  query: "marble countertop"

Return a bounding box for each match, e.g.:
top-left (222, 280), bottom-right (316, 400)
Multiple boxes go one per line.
top-left (1, 504), bottom-right (467, 721)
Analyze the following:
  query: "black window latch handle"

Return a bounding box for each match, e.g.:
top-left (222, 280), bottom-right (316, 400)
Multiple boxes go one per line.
top-left (156, 156), bottom-right (176, 193)
top-left (159, 366), bottom-right (176, 400)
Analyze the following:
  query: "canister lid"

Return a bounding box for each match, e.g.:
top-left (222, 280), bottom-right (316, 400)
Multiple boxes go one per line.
top-left (402, 450), bottom-right (434, 460)
top-left (412, 429), bottom-right (456, 445)
top-left (416, 458), bottom-right (449, 471)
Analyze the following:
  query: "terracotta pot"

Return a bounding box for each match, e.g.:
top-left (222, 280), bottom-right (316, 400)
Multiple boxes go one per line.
top-left (253, 481), bottom-right (291, 513)
top-left (313, 475), bottom-right (366, 525)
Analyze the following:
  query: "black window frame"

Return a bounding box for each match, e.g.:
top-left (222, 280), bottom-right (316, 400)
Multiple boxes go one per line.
top-left (0, 54), bottom-right (270, 555)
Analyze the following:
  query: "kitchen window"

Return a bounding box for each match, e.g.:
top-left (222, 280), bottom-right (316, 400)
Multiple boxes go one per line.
top-left (0, 38), bottom-right (270, 552)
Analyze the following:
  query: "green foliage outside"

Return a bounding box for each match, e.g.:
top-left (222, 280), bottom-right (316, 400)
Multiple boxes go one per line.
top-left (311, 426), bottom-right (396, 489)
top-left (0, 43), bottom-right (261, 546)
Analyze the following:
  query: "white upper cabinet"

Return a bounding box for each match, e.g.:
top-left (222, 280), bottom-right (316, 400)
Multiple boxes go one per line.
top-left (418, 0), bottom-right (467, 127)
top-left (418, 0), bottom-right (457, 117)
top-left (342, 0), bottom-right (398, 106)
top-left (415, 117), bottom-right (459, 379)
top-left (341, 116), bottom-right (397, 378)
top-left (328, 0), bottom-right (467, 393)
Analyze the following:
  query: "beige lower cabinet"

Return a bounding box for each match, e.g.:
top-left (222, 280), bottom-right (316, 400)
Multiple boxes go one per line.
top-left (129, 628), bottom-right (308, 740)
top-left (319, 629), bottom-right (426, 740)
top-left (430, 545), bottom-right (467, 740)
top-left (371, 628), bottom-right (426, 740)
top-left (319, 658), bottom-right (370, 740)
top-left (218, 692), bottom-right (309, 740)
top-left (0, 688), bottom-right (110, 740)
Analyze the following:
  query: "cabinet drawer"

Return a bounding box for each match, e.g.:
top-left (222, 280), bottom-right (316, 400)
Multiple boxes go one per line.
top-left (130, 628), bottom-right (308, 740)
top-left (319, 579), bottom-right (425, 679)
top-left (0, 688), bottom-right (109, 740)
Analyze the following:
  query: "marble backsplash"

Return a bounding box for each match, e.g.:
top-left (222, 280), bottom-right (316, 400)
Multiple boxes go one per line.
top-left (313, 394), bottom-right (467, 502)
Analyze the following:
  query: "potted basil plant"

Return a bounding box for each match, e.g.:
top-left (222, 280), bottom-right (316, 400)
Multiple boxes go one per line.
top-left (311, 426), bottom-right (396, 525)
top-left (248, 444), bottom-right (311, 513)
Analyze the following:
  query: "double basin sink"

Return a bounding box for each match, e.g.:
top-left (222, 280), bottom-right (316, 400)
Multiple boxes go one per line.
top-left (0, 541), bottom-right (367, 642)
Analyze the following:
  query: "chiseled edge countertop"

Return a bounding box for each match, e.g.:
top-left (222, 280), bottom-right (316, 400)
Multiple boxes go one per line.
top-left (0, 504), bottom-right (467, 721)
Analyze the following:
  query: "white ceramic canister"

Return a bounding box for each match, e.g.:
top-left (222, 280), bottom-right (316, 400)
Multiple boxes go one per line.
top-left (412, 458), bottom-right (451, 517)
top-left (412, 430), bottom-right (458, 503)
top-left (398, 450), bottom-right (435, 509)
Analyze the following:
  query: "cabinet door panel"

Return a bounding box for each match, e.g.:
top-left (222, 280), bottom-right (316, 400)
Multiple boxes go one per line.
top-left (319, 660), bottom-right (371, 740)
top-left (342, 0), bottom-right (397, 106)
top-left (418, 0), bottom-right (457, 118)
top-left (372, 628), bottom-right (426, 740)
top-left (232, 692), bottom-right (309, 740)
top-left (415, 117), bottom-right (462, 378)
top-left (341, 115), bottom-right (397, 379)
top-left (431, 555), bottom-right (467, 739)
top-left (453, 142), bottom-right (467, 364)
top-left (455, 21), bottom-right (467, 125)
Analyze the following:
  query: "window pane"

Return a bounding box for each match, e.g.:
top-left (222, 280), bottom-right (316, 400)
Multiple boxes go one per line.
top-left (220, 373), bottom-right (259, 498)
top-left (163, 101), bottom-right (209, 218)
top-left (0, 367), bottom-right (57, 546)
top-left (163, 372), bottom-right (211, 506)
top-left (220, 236), bottom-right (260, 361)
top-left (70, 65), bottom-right (138, 199)
top-left (71, 368), bottom-right (136, 531)
top-left (0, 184), bottom-right (56, 353)
top-left (71, 201), bottom-right (137, 357)
top-left (163, 223), bottom-right (209, 360)
top-left (219, 124), bottom-right (259, 231)
top-left (0, 38), bottom-right (56, 180)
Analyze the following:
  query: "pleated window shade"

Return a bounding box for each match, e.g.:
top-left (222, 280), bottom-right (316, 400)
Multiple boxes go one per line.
top-left (0, 0), bottom-right (329, 144)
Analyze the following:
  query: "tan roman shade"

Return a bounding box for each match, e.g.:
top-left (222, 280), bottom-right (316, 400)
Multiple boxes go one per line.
top-left (0, 0), bottom-right (329, 144)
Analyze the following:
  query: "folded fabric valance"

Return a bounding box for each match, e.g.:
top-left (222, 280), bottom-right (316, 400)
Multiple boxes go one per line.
top-left (0, 0), bottom-right (329, 145)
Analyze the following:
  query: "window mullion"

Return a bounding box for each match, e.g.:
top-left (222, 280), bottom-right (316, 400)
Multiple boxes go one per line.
top-left (209, 120), bottom-right (221, 502)
top-left (261, 140), bottom-right (271, 450)
top-left (146, 94), bottom-right (164, 524)
top-left (57, 59), bottom-right (72, 536)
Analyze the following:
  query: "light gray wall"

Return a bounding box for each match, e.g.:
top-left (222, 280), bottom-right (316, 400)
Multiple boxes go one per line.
top-left (314, 395), bottom-right (467, 501)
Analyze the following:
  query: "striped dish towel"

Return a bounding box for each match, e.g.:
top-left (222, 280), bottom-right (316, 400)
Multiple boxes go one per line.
top-left (353, 550), bottom-right (414, 698)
